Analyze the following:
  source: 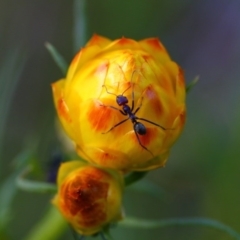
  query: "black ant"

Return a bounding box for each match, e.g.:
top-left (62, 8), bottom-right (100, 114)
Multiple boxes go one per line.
top-left (101, 72), bottom-right (169, 157)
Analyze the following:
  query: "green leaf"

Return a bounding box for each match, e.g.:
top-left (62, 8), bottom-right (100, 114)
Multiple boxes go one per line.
top-left (124, 171), bottom-right (148, 186)
top-left (73, 0), bottom-right (87, 52)
top-left (120, 216), bottom-right (240, 240)
top-left (0, 47), bottom-right (28, 174)
top-left (0, 173), bottom-right (18, 231)
top-left (186, 75), bottom-right (199, 93)
top-left (0, 148), bottom-right (34, 232)
top-left (45, 42), bottom-right (68, 75)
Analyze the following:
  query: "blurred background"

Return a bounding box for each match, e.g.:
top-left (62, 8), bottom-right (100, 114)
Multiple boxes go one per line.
top-left (0, 0), bottom-right (240, 239)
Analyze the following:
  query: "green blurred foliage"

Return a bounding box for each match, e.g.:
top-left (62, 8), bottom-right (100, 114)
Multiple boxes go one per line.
top-left (0, 0), bottom-right (240, 239)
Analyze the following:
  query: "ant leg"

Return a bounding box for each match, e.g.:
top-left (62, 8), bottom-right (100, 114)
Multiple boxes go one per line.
top-left (119, 109), bottom-right (127, 115)
top-left (103, 82), bottom-right (131, 98)
top-left (121, 84), bottom-right (131, 95)
top-left (102, 117), bottom-right (129, 134)
top-left (130, 83), bottom-right (135, 111)
top-left (136, 117), bottom-right (171, 130)
top-left (132, 96), bottom-right (144, 115)
top-left (133, 128), bottom-right (154, 157)
top-left (101, 104), bottom-right (120, 112)
top-left (99, 103), bottom-right (127, 115)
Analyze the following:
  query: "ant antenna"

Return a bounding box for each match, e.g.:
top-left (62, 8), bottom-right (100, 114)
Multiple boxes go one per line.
top-left (102, 85), bottom-right (118, 97)
top-left (121, 83), bottom-right (131, 95)
top-left (102, 81), bottom-right (132, 97)
top-left (128, 69), bottom-right (142, 111)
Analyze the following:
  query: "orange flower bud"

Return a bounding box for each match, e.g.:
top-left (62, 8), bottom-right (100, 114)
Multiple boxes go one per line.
top-left (52, 161), bottom-right (123, 236)
top-left (52, 34), bottom-right (186, 171)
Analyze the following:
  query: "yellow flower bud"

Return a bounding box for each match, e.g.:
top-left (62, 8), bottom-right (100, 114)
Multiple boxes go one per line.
top-left (52, 161), bottom-right (123, 236)
top-left (52, 34), bottom-right (186, 171)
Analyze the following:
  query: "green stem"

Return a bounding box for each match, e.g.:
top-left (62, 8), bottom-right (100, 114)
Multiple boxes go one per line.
top-left (120, 217), bottom-right (240, 240)
top-left (25, 206), bottom-right (68, 240)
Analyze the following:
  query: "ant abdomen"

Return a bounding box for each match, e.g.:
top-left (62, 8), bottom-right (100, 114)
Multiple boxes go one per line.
top-left (134, 122), bottom-right (147, 135)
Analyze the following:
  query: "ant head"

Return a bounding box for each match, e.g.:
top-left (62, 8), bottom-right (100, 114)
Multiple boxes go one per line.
top-left (116, 95), bottom-right (128, 106)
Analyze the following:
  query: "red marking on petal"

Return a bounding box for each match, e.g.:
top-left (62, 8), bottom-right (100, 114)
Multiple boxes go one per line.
top-left (88, 34), bottom-right (102, 45)
top-left (58, 98), bottom-right (72, 122)
top-left (177, 67), bottom-right (185, 86)
top-left (115, 37), bottom-right (136, 46)
top-left (61, 171), bottom-right (109, 227)
top-left (94, 150), bottom-right (119, 164)
top-left (132, 128), bottom-right (158, 147)
top-left (142, 54), bottom-right (152, 62)
top-left (78, 202), bottom-right (106, 227)
top-left (87, 102), bottom-right (117, 132)
top-left (179, 109), bottom-right (186, 126)
top-left (139, 128), bottom-right (158, 146)
top-left (144, 85), bottom-right (163, 118)
top-left (95, 62), bottom-right (109, 75)
top-left (145, 38), bottom-right (164, 51)
top-left (118, 37), bottom-right (130, 45)
top-left (86, 34), bottom-right (111, 48)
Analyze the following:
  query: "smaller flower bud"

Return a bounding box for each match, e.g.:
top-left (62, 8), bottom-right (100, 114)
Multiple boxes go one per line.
top-left (52, 161), bottom-right (124, 236)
